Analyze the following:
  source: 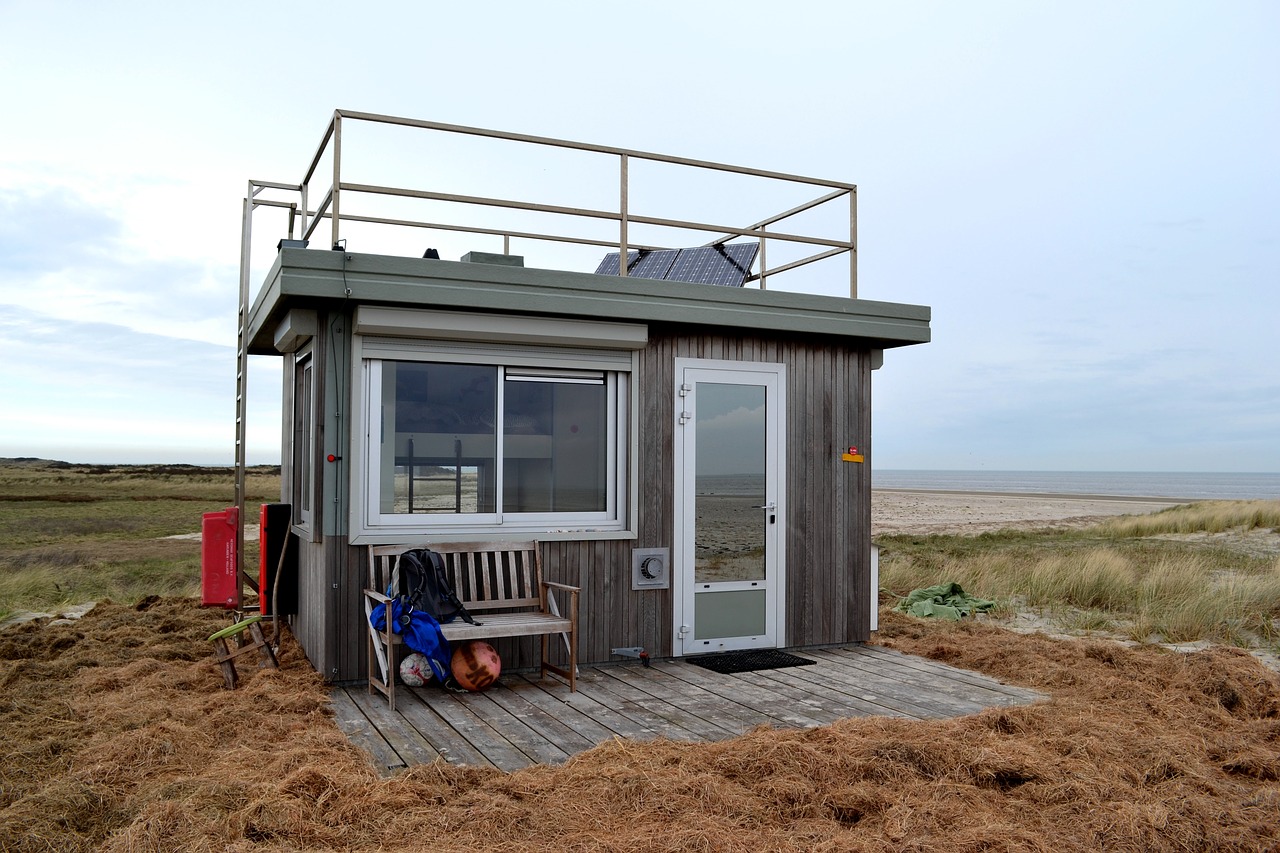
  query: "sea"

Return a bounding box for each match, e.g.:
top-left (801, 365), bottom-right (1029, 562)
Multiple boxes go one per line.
top-left (872, 470), bottom-right (1280, 501)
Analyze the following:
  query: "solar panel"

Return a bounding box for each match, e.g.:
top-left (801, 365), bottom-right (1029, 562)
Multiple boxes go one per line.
top-left (593, 249), bottom-right (679, 280)
top-left (593, 251), bottom-right (637, 276)
top-left (664, 244), bottom-right (758, 287)
top-left (593, 243), bottom-right (758, 287)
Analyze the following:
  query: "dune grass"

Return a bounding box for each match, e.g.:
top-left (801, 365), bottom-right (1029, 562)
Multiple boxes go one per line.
top-left (1094, 499), bottom-right (1280, 536)
top-left (878, 500), bottom-right (1280, 651)
top-left (0, 459), bottom-right (277, 621)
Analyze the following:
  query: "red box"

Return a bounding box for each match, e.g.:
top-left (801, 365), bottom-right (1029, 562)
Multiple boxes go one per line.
top-left (258, 503), bottom-right (295, 616)
top-left (201, 507), bottom-right (239, 608)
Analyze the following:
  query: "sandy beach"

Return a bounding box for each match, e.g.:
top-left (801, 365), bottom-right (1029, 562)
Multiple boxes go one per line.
top-left (692, 489), bottom-right (1194, 581)
top-left (872, 489), bottom-right (1188, 536)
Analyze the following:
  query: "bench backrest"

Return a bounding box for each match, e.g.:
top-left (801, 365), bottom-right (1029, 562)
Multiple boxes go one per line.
top-left (368, 541), bottom-right (544, 613)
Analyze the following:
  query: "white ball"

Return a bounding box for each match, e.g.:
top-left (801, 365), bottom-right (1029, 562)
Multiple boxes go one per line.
top-left (399, 652), bottom-right (434, 687)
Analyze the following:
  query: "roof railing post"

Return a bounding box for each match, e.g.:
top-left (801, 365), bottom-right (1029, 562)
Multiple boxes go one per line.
top-left (300, 183), bottom-right (309, 241)
top-left (758, 226), bottom-right (767, 290)
top-left (618, 153), bottom-right (629, 277)
top-left (849, 187), bottom-right (858, 299)
top-left (331, 113), bottom-right (342, 249)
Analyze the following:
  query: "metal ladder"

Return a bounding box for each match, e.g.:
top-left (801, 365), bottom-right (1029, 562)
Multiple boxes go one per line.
top-left (235, 182), bottom-right (301, 608)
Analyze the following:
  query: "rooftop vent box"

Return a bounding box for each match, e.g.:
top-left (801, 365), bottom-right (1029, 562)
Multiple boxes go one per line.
top-left (461, 251), bottom-right (524, 268)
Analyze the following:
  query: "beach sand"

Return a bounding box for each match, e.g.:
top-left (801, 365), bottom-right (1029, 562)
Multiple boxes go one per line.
top-left (872, 489), bottom-right (1187, 536)
top-left (693, 490), bottom-right (1191, 581)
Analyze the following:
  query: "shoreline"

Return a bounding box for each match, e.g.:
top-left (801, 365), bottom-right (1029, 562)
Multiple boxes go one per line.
top-left (873, 487), bottom-right (1195, 504)
top-left (870, 489), bottom-right (1194, 537)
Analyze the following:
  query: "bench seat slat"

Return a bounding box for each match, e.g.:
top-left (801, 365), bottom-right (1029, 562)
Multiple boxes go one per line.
top-left (442, 613), bottom-right (572, 641)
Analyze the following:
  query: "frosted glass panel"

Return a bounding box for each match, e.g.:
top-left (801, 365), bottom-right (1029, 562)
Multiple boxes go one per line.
top-left (694, 589), bottom-right (766, 640)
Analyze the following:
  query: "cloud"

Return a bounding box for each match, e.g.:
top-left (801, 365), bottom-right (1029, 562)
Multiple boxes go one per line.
top-left (0, 304), bottom-right (280, 465)
top-left (0, 187), bottom-right (238, 346)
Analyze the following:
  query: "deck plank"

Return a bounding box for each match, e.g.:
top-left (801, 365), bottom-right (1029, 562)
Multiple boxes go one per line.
top-left (592, 665), bottom-right (745, 741)
top-left (647, 660), bottom-right (835, 728)
top-left (395, 688), bottom-right (497, 768)
top-left (599, 662), bottom-right (777, 735)
top-left (506, 674), bottom-right (631, 746)
top-left (408, 687), bottom-right (533, 771)
top-left (856, 644), bottom-right (1044, 701)
top-left (792, 650), bottom-right (996, 718)
top-left (573, 673), bottom-right (717, 743)
top-left (334, 645), bottom-right (1049, 773)
top-left (347, 688), bottom-right (447, 770)
top-left (329, 688), bottom-right (408, 774)
top-left (483, 681), bottom-right (601, 757)
top-left (826, 647), bottom-right (1044, 709)
top-left (789, 650), bottom-right (996, 718)
top-left (537, 671), bottom-right (685, 741)
top-left (451, 688), bottom-right (572, 766)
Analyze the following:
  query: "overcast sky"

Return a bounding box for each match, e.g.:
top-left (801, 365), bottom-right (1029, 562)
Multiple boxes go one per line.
top-left (1, 2), bottom-right (1275, 472)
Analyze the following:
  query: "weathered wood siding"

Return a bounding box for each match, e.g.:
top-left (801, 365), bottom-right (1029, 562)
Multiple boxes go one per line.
top-left (294, 323), bottom-right (873, 683)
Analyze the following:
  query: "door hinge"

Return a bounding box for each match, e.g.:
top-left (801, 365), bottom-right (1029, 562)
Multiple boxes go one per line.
top-left (679, 411), bottom-right (692, 425)
top-left (678, 383), bottom-right (691, 397)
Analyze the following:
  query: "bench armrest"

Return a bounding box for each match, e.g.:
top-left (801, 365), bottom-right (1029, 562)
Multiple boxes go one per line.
top-left (364, 589), bottom-right (393, 605)
top-left (541, 581), bottom-right (580, 594)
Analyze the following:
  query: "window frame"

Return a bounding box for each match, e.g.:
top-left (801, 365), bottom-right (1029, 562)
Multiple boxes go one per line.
top-left (350, 332), bottom-right (638, 543)
top-left (291, 346), bottom-right (316, 533)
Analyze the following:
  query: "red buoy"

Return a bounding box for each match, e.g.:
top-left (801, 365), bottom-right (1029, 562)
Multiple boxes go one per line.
top-left (451, 640), bottom-right (502, 691)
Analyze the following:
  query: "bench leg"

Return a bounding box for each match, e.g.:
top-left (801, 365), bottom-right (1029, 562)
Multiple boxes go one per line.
top-left (367, 628), bottom-right (398, 711)
top-left (540, 629), bottom-right (578, 692)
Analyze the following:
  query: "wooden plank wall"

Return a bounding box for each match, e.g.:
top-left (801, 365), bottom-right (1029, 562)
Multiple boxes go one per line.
top-left (311, 324), bottom-right (873, 683)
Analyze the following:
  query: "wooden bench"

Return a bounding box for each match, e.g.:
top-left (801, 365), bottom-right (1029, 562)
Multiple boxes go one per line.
top-left (364, 540), bottom-right (579, 710)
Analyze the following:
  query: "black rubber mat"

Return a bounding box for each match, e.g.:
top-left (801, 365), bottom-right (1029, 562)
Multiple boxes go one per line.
top-left (685, 649), bottom-right (816, 675)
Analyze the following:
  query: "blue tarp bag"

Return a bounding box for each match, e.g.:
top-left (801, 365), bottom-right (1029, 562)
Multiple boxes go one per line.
top-left (370, 595), bottom-right (452, 682)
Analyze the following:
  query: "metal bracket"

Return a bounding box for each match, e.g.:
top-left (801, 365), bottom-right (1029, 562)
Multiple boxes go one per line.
top-left (611, 646), bottom-right (651, 666)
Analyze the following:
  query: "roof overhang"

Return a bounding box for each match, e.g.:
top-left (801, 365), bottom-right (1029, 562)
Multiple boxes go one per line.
top-left (246, 248), bottom-right (931, 355)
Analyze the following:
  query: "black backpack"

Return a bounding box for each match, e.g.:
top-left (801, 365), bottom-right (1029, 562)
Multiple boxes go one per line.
top-left (394, 548), bottom-right (479, 626)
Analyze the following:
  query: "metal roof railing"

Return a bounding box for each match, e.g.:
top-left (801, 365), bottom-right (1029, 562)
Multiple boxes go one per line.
top-left (232, 110), bottom-right (859, 599)
top-left (248, 109), bottom-right (857, 295)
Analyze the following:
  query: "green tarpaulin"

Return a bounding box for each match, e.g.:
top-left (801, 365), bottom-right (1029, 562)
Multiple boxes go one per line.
top-left (894, 582), bottom-right (995, 620)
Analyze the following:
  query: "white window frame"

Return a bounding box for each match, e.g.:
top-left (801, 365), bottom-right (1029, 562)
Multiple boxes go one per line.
top-left (291, 346), bottom-right (316, 533)
top-left (350, 331), bottom-right (638, 543)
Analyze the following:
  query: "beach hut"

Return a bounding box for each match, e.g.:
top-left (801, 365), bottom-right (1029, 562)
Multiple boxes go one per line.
top-left (236, 111), bottom-right (930, 684)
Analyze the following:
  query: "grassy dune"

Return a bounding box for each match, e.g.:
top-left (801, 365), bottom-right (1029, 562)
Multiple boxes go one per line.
top-left (878, 499), bottom-right (1280, 650)
top-left (0, 459), bottom-right (278, 621)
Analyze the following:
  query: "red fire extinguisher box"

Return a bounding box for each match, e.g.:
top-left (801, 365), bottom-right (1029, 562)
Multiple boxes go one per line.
top-left (201, 506), bottom-right (239, 608)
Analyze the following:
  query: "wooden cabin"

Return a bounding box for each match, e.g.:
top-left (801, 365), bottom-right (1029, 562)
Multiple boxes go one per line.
top-left (237, 111), bottom-right (931, 683)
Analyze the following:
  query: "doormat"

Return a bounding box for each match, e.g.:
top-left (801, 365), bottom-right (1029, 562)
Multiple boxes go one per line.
top-left (685, 649), bottom-right (816, 675)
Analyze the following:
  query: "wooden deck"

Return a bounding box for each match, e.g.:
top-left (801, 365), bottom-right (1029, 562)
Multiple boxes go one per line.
top-left (330, 645), bottom-right (1045, 775)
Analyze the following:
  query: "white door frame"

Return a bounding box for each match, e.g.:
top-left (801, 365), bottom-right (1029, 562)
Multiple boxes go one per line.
top-left (672, 357), bottom-right (786, 656)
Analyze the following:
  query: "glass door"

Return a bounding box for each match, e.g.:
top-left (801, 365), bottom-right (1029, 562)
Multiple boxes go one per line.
top-left (674, 359), bottom-right (785, 654)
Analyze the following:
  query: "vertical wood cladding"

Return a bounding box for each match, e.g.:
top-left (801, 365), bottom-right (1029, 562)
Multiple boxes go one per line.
top-left (542, 326), bottom-right (873, 668)
top-left (319, 324), bottom-right (873, 683)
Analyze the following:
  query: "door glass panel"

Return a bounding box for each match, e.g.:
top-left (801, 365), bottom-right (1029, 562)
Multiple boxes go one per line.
top-left (694, 589), bottom-right (766, 640)
top-left (694, 382), bottom-right (766, 584)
